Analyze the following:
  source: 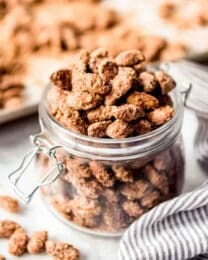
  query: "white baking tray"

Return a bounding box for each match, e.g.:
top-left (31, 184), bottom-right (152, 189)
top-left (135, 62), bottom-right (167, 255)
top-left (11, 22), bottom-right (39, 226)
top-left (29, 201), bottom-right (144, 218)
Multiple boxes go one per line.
top-left (1, 0), bottom-right (208, 124)
top-left (0, 56), bottom-right (67, 124)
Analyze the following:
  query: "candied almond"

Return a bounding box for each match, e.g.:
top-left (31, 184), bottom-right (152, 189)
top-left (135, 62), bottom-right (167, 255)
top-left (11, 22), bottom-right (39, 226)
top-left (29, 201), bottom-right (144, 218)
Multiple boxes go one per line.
top-left (27, 231), bottom-right (48, 254)
top-left (67, 91), bottom-right (102, 110)
top-left (89, 48), bottom-right (109, 72)
top-left (114, 104), bottom-right (144, 122)
top-left (155, 71), bottom-right (176, 94)
top-left (115, 49), bottom-right (145, 66)
top-left (105, 67), bottom-right (135, 105)
top-left (134, 119), bottom-right (152, 135)
top-left (98, 59), bottom-right (118, 81)
top-left (112, 165), bottom-right (133, 183)
top-left (0, 195), bottom-right (20, 213)
top-left (120, 180), bottom-right (150, 200)
top-left (63, 170), bottom-right (102, 199)
top-left (122, 200), bottom-right (144, 217)
top-left (118, 67), bottom-right (136, 78)
top-left (65, 158), bottom-right (92, 179)
top-left (89, 161), bottom-right (115, 187)
top-left (50, 69), bottom-right (72, 90)
top-left (77, 49), bottom-right (90, 64)
top-left (60, 110), bottom-right (87, 135)
top-left (87, 105), bottom-right (115, 123)
top-left (46, 240), bottom-right (80, 260)
top-left (138, 71), bottom-right (157, 93)
top-left (0, 255), bottom-right (5, 260)
top-left (88, 120), bottom-right (112, 137)
top-left (0, 220), bottom-right (21, 239)
top-left (72, 71), bottom-right (110, 95)
top-left (147, 105), bottom-right (174, 125)
top-left (103, 202), bottom-right (130, 230)
top-left (106, 119), bottom-right (133, 139)
top-left (101, 189), bottom-right (119, 203)
top-left (70, 50), bottom-right (90, 72)
top-left (141, 191), bottom-right (160, 208)
top-left (127, 91), bottom-right (159, 110)
top-left (69, 196), bottom-right (101, 228)
top-left (143, 164), bottom-right (169, 195)
top-left (53, 196), bottom-right (101, 228)
top-left (48, 87), bottom-right (68, 115)
top-left (153, 153), bottom-right (172, 171)
top-left (8, 228), bottom-right (28, 256)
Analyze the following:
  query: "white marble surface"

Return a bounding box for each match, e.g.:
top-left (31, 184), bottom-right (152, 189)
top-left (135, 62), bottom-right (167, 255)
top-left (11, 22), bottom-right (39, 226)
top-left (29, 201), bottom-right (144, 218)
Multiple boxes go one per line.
top-left (0, 109), bottom-right (207, 260)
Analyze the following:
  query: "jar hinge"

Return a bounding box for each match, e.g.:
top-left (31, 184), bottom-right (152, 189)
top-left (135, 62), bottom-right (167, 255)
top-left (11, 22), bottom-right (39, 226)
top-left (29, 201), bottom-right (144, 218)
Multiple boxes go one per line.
top-left (8, 132), bottom-right (65, 203)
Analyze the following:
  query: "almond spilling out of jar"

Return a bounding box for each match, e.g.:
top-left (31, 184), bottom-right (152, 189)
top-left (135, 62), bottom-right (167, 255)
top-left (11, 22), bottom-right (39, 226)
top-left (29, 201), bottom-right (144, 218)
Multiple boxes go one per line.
top-left (0, 219), bottom-right (80, 259)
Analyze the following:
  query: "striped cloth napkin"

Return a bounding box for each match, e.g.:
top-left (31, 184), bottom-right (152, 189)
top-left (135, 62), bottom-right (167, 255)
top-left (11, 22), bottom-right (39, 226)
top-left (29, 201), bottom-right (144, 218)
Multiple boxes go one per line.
top-left (119, 182), bottom-right (208, 260)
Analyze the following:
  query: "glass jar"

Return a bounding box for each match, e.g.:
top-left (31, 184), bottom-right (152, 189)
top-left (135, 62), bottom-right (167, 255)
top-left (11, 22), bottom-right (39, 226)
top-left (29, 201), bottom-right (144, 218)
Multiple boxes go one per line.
top-left (9, 84), bottom-right (185, 237)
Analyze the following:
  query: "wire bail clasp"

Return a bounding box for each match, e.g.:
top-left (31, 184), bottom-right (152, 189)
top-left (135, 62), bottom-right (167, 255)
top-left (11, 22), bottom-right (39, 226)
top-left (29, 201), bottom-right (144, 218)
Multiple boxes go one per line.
top-left (8, 133), bottom-right (65, 203)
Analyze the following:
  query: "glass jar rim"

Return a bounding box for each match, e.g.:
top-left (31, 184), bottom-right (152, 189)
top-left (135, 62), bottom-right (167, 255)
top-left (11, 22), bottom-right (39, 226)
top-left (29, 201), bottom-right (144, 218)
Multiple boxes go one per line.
top-left (38, 84), bottom-right (184, 160)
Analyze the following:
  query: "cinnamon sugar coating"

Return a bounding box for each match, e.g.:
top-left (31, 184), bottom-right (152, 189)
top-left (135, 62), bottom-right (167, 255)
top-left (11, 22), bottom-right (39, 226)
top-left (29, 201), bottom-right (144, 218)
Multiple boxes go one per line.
top-left (98, 59), bottom-right (118, 81)
top-left (138, 71), bottom-right (157, 93)
top-left (114, 104), bottom-right (144, 122)
top-left (49, 49), bottom-right (176, 136)
top-left (127, 91), bottom-right (159, 110)
top-left (148, 105), bottom-right (174, 126)
top-left (0, 220), bottom-right (21, 238)
top-left (106, 119), bottom-right (133, 139)
top-left (46, 240), bottom-right (80, 260)
top-left (120, 180), bottom-right (150, 200)
top-left (87, 105), bottom-right (115, 123)
top-left (89, 161), bottom-right (115, 187)
top-left (155, 71), bottom-right (176, 95)
top-left (112, 165), bottom-right (133, 183)
top-left (50, 69), bottom-right (72, 90)
top-left (27, 231), bottom-right (48, 254)
top-left (8, 228), bottom-right (28, 256)
top-left (88, 120), bottom-right (112, 137)
top-left (122, 201), bottom-right (144, 218)
top-left (104, 67), bottom-right (136, 105)
top-left (0, 195), bottom-right (20, 213)
top-left (115, 49), bottom-right (145, 66)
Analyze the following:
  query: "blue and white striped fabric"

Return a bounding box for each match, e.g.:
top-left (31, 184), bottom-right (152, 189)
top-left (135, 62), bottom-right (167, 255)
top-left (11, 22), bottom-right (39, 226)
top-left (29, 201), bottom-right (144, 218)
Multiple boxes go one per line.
top-left (119, 182), bottom-right (208, 260)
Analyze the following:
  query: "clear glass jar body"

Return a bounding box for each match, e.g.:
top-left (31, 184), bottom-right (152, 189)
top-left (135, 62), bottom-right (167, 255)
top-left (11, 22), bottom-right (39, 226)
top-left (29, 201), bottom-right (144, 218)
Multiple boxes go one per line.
top-left (37, 85), bottom-right (185, 236)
